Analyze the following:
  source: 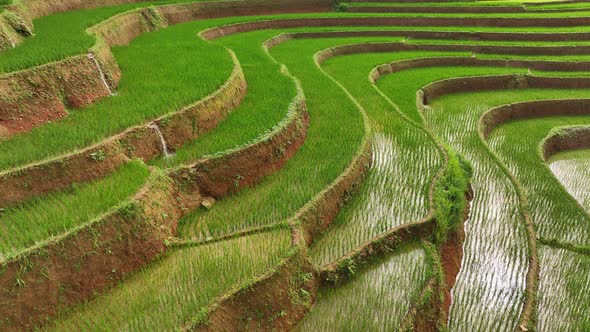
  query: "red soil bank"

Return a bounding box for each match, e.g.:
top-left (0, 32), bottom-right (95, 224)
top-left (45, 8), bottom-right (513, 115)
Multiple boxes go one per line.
top-left (543, 125), bottom-right (590, 160)
top-left (291, 30), bottom-right (590, 42)
top-left (345, 5), bottom-right (525, 14)
top-left (319, 220), bottom-right (434, 285)
top-left (421, 75), bottom-right (590, 108)
top-left (0, 54), bottom-right (114, 138)
top-left (371, 57), bottom-right (590, 84)
top-left (0, 174), bottom-right (182, 330)
top-left (187, 252), bottom-right (318, 332)
top-left (0, 98), bottom-right (310, 330)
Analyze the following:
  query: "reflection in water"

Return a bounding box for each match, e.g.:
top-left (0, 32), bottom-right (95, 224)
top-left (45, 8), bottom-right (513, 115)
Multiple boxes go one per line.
top-left (550, 156), bottom-right (590, 213)
top-left (427, 104), bottom-right (528, 331)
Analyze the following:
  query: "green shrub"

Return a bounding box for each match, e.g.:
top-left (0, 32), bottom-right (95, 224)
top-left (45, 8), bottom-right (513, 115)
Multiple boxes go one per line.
top-left (433, 150), bottom-right (472, 245)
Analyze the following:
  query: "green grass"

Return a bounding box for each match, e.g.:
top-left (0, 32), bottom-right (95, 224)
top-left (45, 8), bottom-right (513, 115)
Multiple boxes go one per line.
top-left (46, 229), bottom-right (292, 331)
top-left (0, 0), bottom-right (238, 73)
top-left (0, 160), bottom-right (149, 262)
top-left (4, 7), bottom-right (590, 75)
top-left (151, 29), bottom-right (298, 169)
top-left (6, 2), bottom-right (590, 330)
top-left (0, 19), bottom-right (233, 171)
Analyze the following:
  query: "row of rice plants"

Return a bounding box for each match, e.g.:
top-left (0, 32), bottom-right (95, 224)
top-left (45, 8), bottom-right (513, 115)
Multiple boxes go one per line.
top-left (295, 243), bottom-right (427, 331)
top-left (537, 245), bottom-right (590, 330)
top-left (488, 112), bottom-right (590, 246)
top-left (46, 229), bottom-right (292, 330)
top-left (0, 160), bottom-right (149, 261)
top-left (176, 35), bottom-right (398, 239)
top-left (150, 29), bottom-right (298, 169)
top-left (0, 19), bottom-right (233, 170)
top-left (5, 16), bottom-right (590, 171)
top-left (311, 52), bottom-right (561, 267)
top-left (309, 50), bottom-right (454, 266)
top-left (549, 148), bottom-right (590, 212)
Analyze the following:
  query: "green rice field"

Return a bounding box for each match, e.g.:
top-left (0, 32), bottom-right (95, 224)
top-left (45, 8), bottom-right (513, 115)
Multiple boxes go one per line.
top-left (1, 0), bottom-right (590, 330)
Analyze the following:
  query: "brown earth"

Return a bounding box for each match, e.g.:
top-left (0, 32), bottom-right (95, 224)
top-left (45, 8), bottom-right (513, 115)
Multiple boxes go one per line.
top-left (293, 29), bottom-right (590, 42)
top-left (372, 57), bottom-right (590, 84)
top-left (319, 220), bottom-right (434, 286)
top-left (297, 138), bottom-right (372, 247)
top-left (439, 188), bottom-right (473, 322)
top-left (481, 98), bottom-right (590, 139)
top-left (543, 125), bottom-right (590, 160)
top-left (0, 55), bottom-right (112, 137)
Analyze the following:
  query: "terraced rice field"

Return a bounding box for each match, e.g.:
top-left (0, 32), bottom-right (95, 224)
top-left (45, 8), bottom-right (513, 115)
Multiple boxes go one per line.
top-left (1, 0), bottom-right (590, 330)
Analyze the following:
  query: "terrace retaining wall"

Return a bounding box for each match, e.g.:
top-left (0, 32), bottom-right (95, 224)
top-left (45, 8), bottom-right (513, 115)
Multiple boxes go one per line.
top-left (200, 16), bottom-right (590, 41)
top-left (9, 13), bottom-right (590, 137)
top-left (0, 0), bottom-right (332, 136)
top-left (295, 139), bottom-right (372, 247)
top-left (421, 75), bottom-right (590, 110)
top-left (370, 57), bottom-right (590, 84)
top-left (543, 125), bottom-right (590, 160)
top-left (290, 30), bottom-right (590, 42)
top-left (170, 95), bottom-right (309, 203)
top-left (345, 5), bottom-right (525, 14)
top-left (319, 220), bottom-right (434, 285)
top-left (0, 88), bottom-right (310, 330)
top-left (0, 52), bottom-right (245, 207)
top-left (0, 172), bottom-right (182, 331)
top-left (186, 250), bottom-right (318, 332)
top-left (0, 53), bottom-right (116, 138)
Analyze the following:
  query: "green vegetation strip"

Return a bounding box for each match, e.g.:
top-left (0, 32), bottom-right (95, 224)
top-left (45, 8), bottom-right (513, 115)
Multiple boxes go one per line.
top-left (537, 245), bottom-right (590, 330)
top-left (5, 20), bottom-right (590, 172)
top-left (0, 160), bottom-right (149, 262)
top-left (176, 34), bottom-right (394, 239)
top-left (0, 20), bottom-right (233, 171)
top-left (5, 8), bottom-right (590, 75)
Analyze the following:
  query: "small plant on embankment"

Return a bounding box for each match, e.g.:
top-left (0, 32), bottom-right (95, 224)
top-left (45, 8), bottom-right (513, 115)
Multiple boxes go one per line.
top-left (433, 151), bottom-right (472, 245)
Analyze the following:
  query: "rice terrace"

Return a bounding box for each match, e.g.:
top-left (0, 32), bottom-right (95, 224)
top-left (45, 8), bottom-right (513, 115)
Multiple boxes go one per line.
top-left (2, 0), bottom-right (590, 330)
